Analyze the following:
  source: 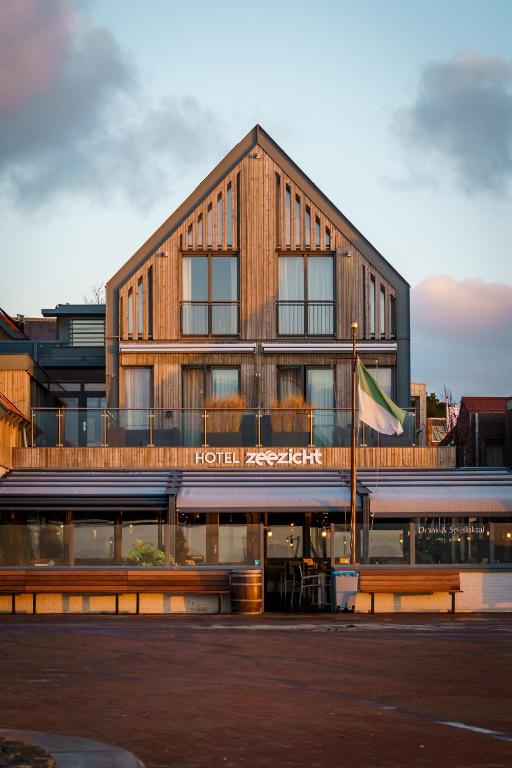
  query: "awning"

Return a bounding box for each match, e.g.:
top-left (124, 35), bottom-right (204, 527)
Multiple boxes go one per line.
top-left (176, 470), bottom-right (355, 513)
top-left (358, 469), bottom-right (512, 518)
top-left (0, 469), bottom-right (180, 508)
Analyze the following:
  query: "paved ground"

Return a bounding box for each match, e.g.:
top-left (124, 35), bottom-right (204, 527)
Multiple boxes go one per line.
top-left (0, 613), bottom-right (511, 768)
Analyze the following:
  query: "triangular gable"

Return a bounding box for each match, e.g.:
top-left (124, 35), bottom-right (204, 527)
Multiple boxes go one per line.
top-left (106, 125), bottom-right (409, 294)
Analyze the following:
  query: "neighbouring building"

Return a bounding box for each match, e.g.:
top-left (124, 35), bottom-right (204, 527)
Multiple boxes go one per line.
top-left (448, 396), bottom-right (512, 467)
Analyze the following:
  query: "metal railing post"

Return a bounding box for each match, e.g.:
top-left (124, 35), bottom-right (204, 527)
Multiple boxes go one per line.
top-left (148, 410), bottom-right (154, 447)
top-left (57, 409), bottom-right (63, 448)
top-left (203, 409), bottom-right (208, 447)
top-left (102, 409), bottom-right (108, 447)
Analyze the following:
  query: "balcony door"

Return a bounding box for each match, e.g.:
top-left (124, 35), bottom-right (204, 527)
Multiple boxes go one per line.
top-left (182, 255), bottom-right (238, 335)
top-left (182, 366), bottom-right (240, 446)
top-left (278, 255), bottom-right (334, 336)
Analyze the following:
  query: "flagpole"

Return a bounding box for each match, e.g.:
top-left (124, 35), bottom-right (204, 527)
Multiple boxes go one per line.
top-left (350, 321), bottom-right (358, 565)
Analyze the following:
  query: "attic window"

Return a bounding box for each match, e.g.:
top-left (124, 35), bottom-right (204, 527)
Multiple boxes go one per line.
top-left (305, 206), bottom-right (311, 248)
top-left (285, 185), bottom-right (291, 247)
top-left (188, 224), bottom-right (193, 248)
top-left (315, 217), bottom-right (321, 248)
top-left (207, 204), bottom-right (213, 247)
top-left (197, 214), bottom-right (203, 248)
top-left (226, 184), bottom-right (233, 247)
top-left (295, 195), bottom-right (301, 248)
top-left (217, 193), bottom-right (223, 246)
top-left (325, 227), bottom-right (331, 249)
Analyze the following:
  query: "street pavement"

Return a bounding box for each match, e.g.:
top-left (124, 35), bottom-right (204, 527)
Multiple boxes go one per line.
top-left (0, 613), bottom-right (511, 767)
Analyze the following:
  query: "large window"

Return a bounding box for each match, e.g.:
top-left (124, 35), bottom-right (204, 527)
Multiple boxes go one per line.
top-left (181, 255), bottom-right (239, 335)
top-left (277, 366), bottom-right (335, 445)
top-left (123, 367), bottom-right (152, 429)
top-left (278, 255), bottom-right (334, 335)
top-left (369, 276), bottom-right (376, 338)
top-left (367, 366), bottom-right (394, 399)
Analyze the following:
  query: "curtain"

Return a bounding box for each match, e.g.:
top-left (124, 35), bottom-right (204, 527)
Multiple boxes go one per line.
top-left (279, 257), bottom-right (304, 300)
top-left (279, 257), bottom-right (304, 334)
top-left (123, 368), bottom-right (151, 429)
top-left (182, 257), bottom-right (208, 334)
top-left (307, 368), bottom-right (335, 446)
top-left (211, 368), bottom-right (239, 397)
top-left (308, 257), bottom-right (333, 300)
top-left (367, 367), bottom-right (393, 398)
top-left (182, 368), bottom-right (204, 446)
top-left (278, 368), bottom-right (302, 401)
top-left (308, 256), bottom-right (334, 334)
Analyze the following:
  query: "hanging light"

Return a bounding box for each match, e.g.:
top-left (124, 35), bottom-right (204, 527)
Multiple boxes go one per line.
top-left (266, 527), bottom-right (273, 538)
top-left (321, 528), bottom-right (328, 539)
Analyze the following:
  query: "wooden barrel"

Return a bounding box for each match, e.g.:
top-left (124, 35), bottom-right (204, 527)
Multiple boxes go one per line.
top-left (230, 569), bottom-right (263, 614)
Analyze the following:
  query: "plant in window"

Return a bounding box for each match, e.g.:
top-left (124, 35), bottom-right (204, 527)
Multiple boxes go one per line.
top-left (204, 394), bottom-right (246, 432)
top-left (270, 394), bottom-right (311, 433)
top-left (127, 542), bottom-right (165, 566)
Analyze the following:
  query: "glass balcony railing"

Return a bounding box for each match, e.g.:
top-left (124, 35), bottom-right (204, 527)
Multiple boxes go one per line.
top-left (30, 407), bottom-right (418, 448)
top-left (277, 301), bottom-right (335, 335)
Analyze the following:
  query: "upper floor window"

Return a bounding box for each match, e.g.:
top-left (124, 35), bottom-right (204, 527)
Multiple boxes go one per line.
top-left (187, 224), bottom-right (193, 248)
top-left (367, 366), bottom-right (394, 399)
top-left (181, 254), bottom-right (239, 335)
top-left (137, 278), bottom-right (143, 337)
top-left (390, 295), bottom-right (396, 339)
top-left (278, 255), bottom-right (334, 336)
top-left (147, 266), bottom-right (153, 339)
top-left (207, 204), bottom-right (213, 247)
top-left (127, 288), bottom-right (133, 337)
top-left (285, 186), bottom-right (291, 247)
top-left (325, 227), bottom-right (331, 249)
top-left (380, 286), bottom-right (386, 338)
top-left (197, 214), bottom-right (203, 248)
top-left (315, 217), bottom-right (321, 248)
top-left (69, 317), bottom-right (105, 347)
top-left (369, 276), bottom-right (376, 338)
top-left (295, 196), bottom-right (301, 248)
top-left (305, 206), bottom-right (311, 248)
top-left (226, 184), bottom-right (233, 247)
top-left (217, 193), bottom-right (223, 245)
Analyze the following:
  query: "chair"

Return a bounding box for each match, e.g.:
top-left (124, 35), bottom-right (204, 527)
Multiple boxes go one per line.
top-left (290, 564), bottom-right (322, 608)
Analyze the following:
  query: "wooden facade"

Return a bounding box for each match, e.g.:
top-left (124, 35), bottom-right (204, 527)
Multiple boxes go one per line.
top-left (106, 126), bottom-right (410, 414)
top-left (13, 446), bottom-right (456, 470)
top-left (0, 369), bottom-right (30, 473)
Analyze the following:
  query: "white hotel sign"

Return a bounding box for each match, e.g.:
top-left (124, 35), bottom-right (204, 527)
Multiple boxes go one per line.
top-left (194, 448), bottom-right (323, 467)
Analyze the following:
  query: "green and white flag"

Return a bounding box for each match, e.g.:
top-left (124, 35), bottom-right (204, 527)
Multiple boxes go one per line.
top-left (358, 361), bottom-right (407, 436)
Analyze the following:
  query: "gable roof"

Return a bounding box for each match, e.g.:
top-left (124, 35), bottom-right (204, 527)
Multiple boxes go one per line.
top-left (461, 396), bottom-right (511, 414)
top-left (0, 391), bottom-right (29, 423)
top-left (107, 125), bottom-right (409, 293)
top-left (0, 308), bottom-right (27, 340)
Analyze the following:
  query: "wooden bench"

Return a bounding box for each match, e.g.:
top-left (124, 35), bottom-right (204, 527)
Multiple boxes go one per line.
top-left (0, 568), bottom-right (231, 614)
top-left (358, 569), bottom-right (462, 614)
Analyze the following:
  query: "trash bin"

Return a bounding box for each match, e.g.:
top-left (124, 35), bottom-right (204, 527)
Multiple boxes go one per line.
top-left (331, 570), bottom-right (359, 612)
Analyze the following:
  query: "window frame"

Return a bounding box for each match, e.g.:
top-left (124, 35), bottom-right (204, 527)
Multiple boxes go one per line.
top-left (277, 252), bottom-right (336, 337)
top-left (182, 364), bottom-right (241, 403)
top-left (277, 364), bottom-right (336, 405)
top-left (180, 252), bottom-right (240, 337)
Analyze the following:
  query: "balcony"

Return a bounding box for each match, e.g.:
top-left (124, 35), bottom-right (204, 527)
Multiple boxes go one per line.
top-left (277, 301), bottom-right (335, 335)
top-left (29, 407), bottom-right (419, 449)
top-left (181, 302), bottom-right (239, 335)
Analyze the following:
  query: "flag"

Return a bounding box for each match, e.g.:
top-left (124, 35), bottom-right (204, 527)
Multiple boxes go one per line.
top-left (358, 361), bottom-right (407, 436)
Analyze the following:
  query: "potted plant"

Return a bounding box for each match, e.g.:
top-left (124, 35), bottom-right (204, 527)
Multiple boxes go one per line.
top-left (204, 393), bottom-right (246, 446)
top-left (127, 542), bottom-right (165, 566)
top-left (270, 394), bottom-right (311, 446)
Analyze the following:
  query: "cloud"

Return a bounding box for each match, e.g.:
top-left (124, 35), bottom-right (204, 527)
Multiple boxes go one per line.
top-left (0, 0), bottom-right (223, 208)
top-left (412, 275), bottom-right (512, 398)
top-left (395, 51), bottom-right (512, 194)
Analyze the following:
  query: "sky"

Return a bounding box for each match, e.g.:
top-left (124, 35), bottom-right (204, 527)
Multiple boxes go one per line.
top-left (0, 0), bottom-right (511, 399)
